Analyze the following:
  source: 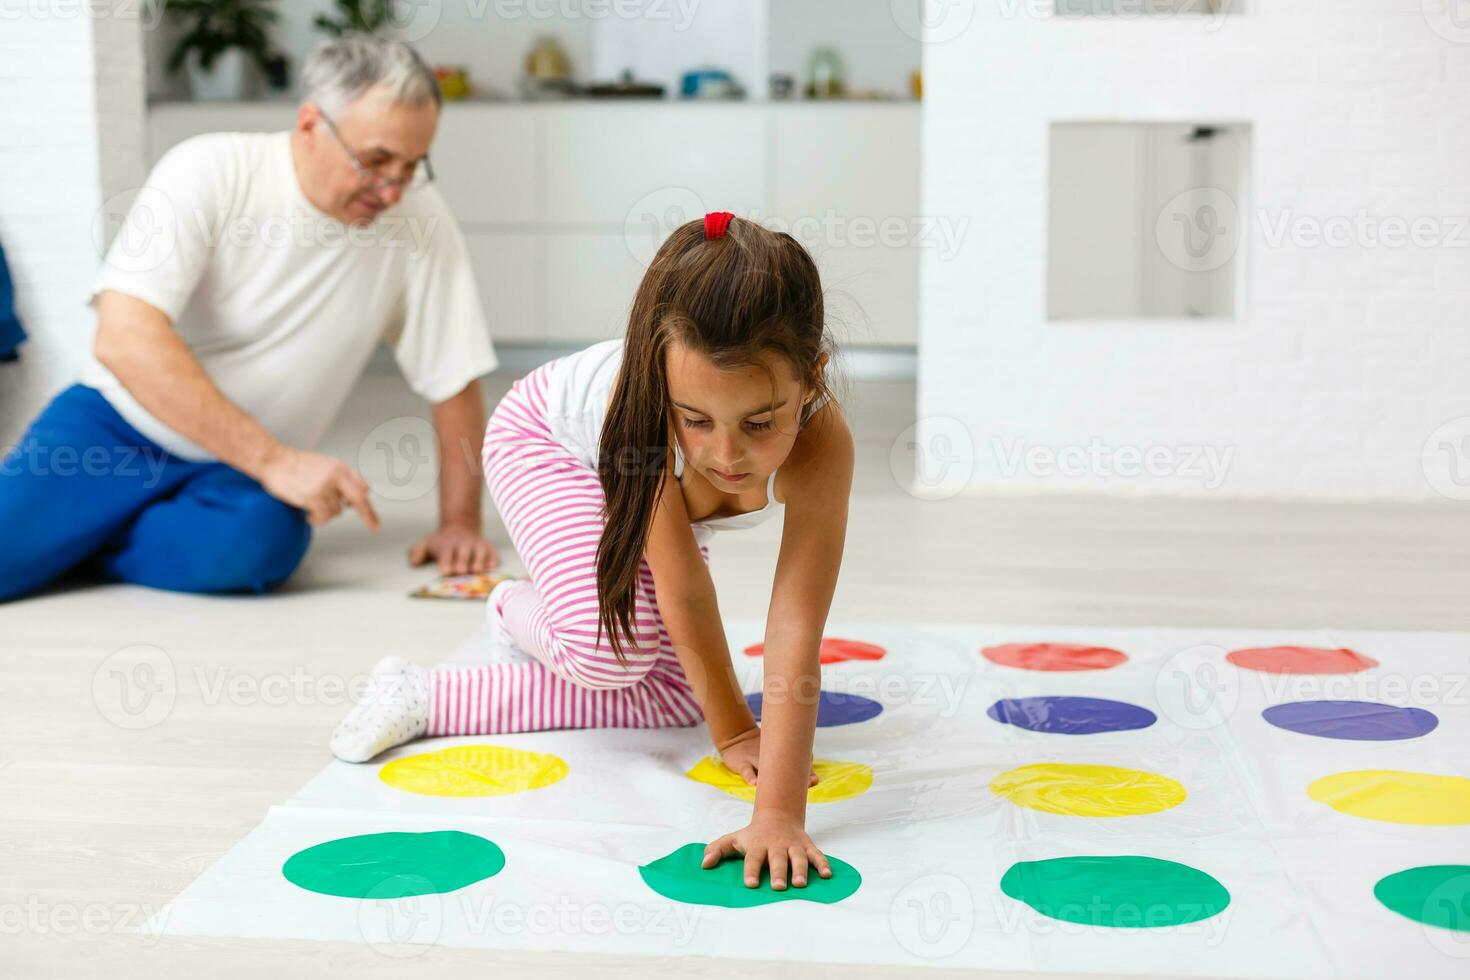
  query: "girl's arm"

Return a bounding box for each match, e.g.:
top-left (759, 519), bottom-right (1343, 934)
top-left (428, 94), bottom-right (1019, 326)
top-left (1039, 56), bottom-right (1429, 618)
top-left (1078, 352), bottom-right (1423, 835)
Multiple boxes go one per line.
top-left (644, 451), bottom-right (759, 752)
top-left (703, 405), bottom-right (855, 889)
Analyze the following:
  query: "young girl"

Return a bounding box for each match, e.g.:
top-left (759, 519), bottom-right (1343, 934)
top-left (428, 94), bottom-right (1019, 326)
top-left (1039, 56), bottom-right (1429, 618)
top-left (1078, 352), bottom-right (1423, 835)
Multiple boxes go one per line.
top-left (331, 212), bottom-right (853, 891)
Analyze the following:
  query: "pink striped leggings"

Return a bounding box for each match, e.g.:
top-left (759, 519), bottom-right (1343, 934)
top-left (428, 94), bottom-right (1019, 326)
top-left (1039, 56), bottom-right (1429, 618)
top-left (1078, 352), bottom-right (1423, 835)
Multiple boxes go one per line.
top-left (426, 361), bottom-right (705, 735)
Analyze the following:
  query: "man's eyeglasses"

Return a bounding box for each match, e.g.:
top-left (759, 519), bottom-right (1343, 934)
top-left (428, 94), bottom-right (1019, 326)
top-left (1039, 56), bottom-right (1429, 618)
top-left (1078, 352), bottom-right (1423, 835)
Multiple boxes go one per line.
top-left (318, 108), bottom-right (434, 192)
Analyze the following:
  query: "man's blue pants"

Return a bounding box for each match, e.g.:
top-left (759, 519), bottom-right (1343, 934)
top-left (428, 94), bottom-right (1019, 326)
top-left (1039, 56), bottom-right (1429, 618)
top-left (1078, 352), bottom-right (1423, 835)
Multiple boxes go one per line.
top-left (0, 384), bottom-right (311, 602)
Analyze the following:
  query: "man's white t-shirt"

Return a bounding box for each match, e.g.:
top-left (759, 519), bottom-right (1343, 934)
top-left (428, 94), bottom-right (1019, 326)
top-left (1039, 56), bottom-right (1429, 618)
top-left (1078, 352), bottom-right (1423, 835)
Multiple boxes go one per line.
top-left (82, 130), bottom-right (497, 461)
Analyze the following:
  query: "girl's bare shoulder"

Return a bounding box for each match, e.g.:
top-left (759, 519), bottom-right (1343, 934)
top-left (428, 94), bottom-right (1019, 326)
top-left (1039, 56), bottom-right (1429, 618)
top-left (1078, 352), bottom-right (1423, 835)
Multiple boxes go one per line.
top-left (776, 400), bottom-right (854, 503)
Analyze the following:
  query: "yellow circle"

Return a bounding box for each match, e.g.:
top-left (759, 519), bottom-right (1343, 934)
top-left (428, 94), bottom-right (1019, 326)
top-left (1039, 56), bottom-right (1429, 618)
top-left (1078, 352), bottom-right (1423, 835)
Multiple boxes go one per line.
top-left (380, 744), bottom-right (569, 797)
top-left (686, 757), bottom-right (873, 804)
top-left (990, 763), bottom-right (1187, 817)
top-left (1308, 770), bottom-right (1470, 825)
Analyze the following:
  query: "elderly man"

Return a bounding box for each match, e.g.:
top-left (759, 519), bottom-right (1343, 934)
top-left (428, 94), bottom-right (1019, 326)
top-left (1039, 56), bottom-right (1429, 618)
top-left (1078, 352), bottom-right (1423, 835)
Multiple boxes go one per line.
top-left (0, 35), bottom-right (499, 602)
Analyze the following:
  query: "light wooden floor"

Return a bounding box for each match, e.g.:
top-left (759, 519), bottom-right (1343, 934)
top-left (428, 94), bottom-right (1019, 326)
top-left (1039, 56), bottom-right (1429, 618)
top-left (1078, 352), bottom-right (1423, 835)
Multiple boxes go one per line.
top-left (6, 370), bottom-right (1469, 979)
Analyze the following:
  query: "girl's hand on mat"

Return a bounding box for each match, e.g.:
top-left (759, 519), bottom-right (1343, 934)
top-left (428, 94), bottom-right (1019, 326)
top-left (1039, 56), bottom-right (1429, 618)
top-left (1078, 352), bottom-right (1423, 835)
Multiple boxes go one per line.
top-left (702, 811), bottom-right (832, 890)
top-left (260, 446), bottom-right (380, 531)
top-left (408, 524), bottom-right (499, 575)
top-left (720, 736), bottom-right (819, 788)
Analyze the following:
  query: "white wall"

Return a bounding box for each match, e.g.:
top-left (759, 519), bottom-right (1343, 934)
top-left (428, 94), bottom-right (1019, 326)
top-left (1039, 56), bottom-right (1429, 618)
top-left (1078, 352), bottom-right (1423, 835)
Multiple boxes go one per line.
top-left (917, 3), bottom-right (1470, 500)
top-left (0, 5), bottom-right (146, 445)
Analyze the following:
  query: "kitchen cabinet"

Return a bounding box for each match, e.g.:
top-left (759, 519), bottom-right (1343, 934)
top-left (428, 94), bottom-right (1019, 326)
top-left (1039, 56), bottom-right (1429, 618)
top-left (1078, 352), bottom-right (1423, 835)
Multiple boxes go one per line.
top-left (147, 101), bottom-right (919, 346)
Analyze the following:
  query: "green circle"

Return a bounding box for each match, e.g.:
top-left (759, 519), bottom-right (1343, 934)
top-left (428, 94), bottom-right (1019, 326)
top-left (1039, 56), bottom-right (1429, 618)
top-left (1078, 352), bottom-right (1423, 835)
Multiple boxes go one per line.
top-left (1000, 855), bottom-right (1230, 928)
top-left (282, 831), bottom-right (506, 899)
top-left (1374, 865), bottom-right (1470, 932)
top-left (638, 842), bottom-right (861, 908)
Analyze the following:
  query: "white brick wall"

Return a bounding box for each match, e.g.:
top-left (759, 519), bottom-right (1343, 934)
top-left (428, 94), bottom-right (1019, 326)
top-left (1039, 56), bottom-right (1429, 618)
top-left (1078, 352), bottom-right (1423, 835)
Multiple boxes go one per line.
top-left (916, 2), bottom-right (1470, 500)
top-left (0, 4), bottom-right (145, 445)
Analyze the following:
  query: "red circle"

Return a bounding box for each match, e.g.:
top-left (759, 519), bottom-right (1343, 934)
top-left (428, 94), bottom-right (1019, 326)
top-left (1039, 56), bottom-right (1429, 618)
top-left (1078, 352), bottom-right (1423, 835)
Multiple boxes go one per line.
top-left (743, 637), bottom-right (886, 665)
top-left (1225, 646), bottom-right (1379, 675)
top-left (981, 643), bottom-right (1128, 672)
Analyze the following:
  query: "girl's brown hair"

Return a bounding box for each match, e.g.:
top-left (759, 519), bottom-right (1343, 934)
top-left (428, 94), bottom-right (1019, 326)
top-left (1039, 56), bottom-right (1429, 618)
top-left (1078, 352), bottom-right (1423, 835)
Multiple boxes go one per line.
top-left (595, 216), bottom-right (835, 661)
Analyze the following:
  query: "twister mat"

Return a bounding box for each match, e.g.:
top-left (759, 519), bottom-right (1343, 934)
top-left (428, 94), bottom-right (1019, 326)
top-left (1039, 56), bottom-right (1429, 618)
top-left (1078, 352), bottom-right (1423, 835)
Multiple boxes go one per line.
top-left (148, 623), bottom-right (1470, 975)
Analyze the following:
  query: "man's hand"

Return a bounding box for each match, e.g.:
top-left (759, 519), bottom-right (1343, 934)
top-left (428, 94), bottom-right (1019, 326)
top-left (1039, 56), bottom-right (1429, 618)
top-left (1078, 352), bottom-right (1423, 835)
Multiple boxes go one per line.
top-left (408, 524), bottom-right (499, 575)
top-left (702, 809), bottom-right (832, 890)
top-left (719, 732), bottom-right (819, 789)
top-left (258, 445), bottom-right (381, 530)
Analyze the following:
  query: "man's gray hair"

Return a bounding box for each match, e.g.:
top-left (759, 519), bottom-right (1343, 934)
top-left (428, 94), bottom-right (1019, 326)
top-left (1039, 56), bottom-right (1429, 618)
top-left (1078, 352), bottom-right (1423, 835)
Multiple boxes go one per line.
top-left (301, 33), bottom-right (441, 115)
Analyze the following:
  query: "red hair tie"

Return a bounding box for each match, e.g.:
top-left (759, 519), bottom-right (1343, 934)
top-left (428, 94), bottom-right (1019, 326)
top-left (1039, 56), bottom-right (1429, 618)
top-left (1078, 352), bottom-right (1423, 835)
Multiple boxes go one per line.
top-left (704, 211), bottom-right (734, 240)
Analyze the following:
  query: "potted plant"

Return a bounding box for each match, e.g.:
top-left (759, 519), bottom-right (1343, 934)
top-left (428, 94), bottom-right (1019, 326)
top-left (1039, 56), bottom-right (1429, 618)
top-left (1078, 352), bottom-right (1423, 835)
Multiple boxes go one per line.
top-left (164, 0), bottom-right (287, 102)
top-left (314, 0), bottom-right (395, 36)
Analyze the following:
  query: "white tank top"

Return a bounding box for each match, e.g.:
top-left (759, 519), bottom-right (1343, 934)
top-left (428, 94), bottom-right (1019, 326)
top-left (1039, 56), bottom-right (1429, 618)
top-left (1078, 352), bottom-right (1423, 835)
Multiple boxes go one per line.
top-left (543, 338), bottom-right (787, 540)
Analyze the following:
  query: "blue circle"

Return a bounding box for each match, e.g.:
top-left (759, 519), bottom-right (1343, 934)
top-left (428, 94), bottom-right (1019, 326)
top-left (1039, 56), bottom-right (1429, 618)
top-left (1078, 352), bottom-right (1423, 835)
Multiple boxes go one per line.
top-left (747, 690), bottom-right (883, 728)
top-left (1262, 700), bottom-right (1438, 741)
top-left (987, 696), bottom-right (1157, 735)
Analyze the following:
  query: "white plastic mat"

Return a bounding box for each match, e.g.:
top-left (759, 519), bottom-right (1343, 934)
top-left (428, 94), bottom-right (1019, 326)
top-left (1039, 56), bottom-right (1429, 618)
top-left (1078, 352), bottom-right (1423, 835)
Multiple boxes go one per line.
top-left (149, 621), bottom-right (1470, 976)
